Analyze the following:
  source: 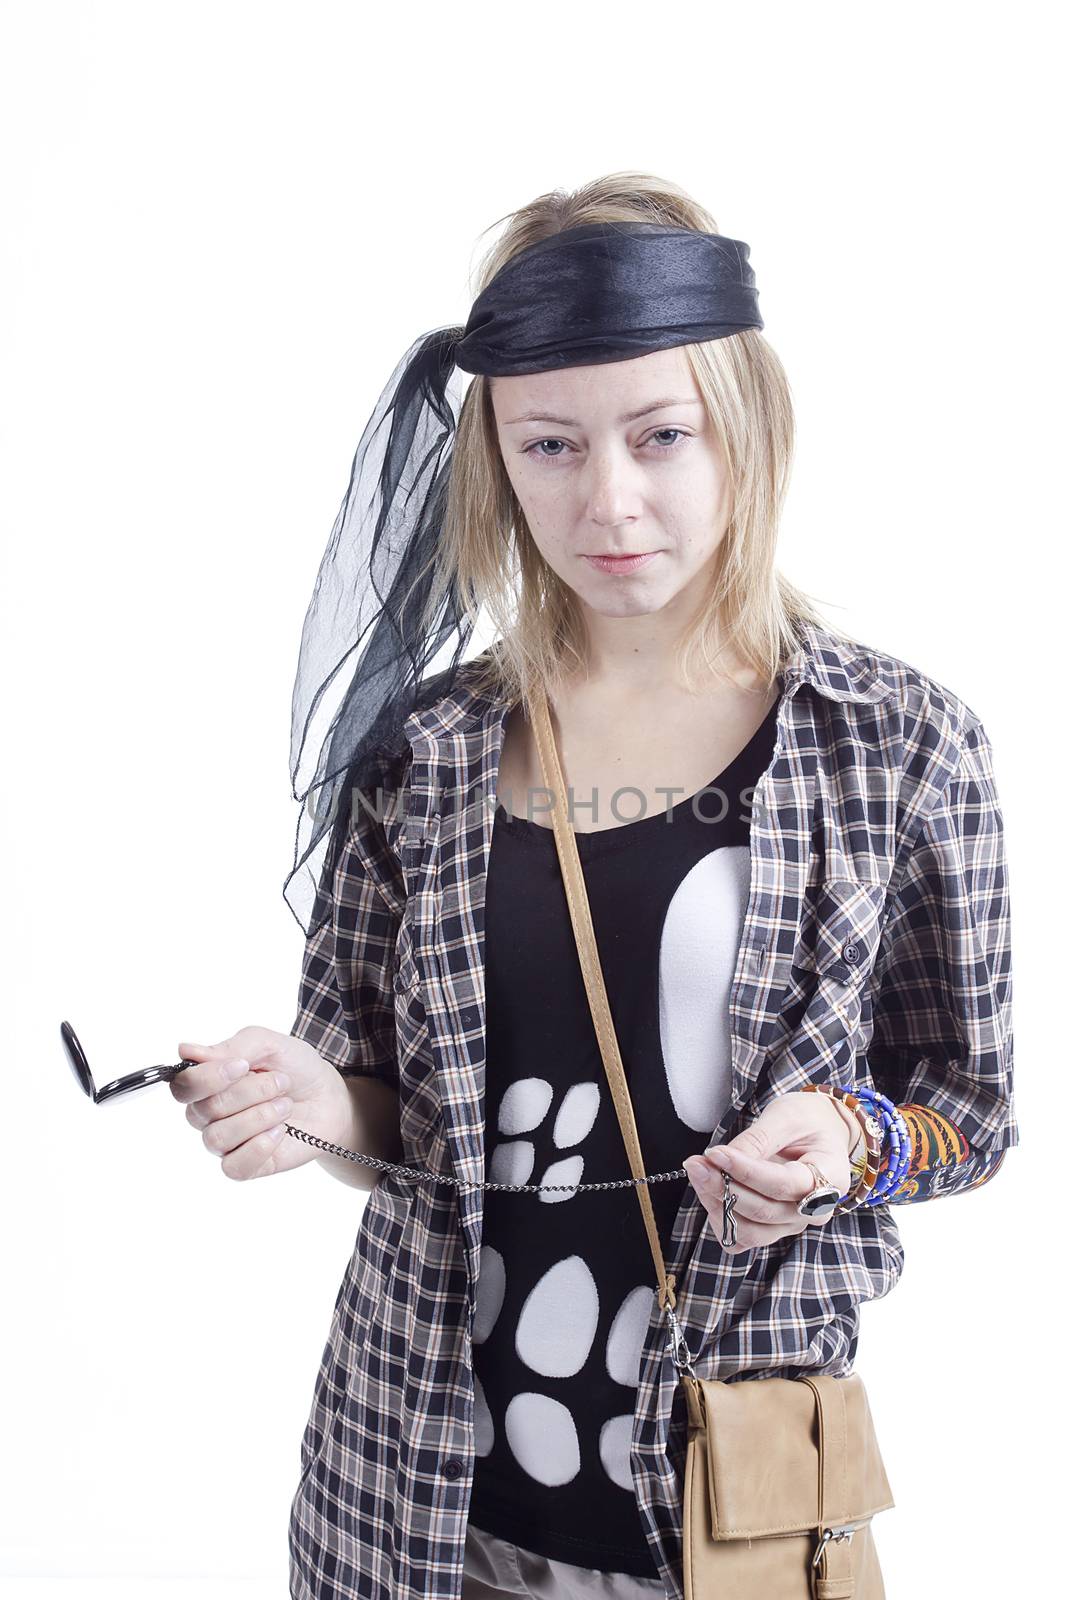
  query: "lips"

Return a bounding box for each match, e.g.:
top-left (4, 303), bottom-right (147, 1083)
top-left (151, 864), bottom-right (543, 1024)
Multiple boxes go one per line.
top-left (583, 552), bottom-right (661, 575)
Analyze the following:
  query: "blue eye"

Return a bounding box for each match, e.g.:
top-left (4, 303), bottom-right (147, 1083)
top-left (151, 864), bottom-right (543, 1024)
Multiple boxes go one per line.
top-left (523, 428), bottom-right (688, 462)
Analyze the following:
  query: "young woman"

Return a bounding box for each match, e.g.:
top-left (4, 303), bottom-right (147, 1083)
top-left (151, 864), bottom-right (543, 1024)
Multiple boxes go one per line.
top-left (172, 174), bottom-right (1018, 1600)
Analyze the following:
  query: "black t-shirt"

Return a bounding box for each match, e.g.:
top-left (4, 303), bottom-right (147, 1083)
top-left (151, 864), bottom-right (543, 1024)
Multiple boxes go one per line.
top-left (467, 695), bottom-right (782, 1576)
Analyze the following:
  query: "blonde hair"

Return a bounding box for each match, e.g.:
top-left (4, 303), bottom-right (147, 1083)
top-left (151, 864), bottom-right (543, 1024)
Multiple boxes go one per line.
top-left (423, 171), bottom-right (850, 711)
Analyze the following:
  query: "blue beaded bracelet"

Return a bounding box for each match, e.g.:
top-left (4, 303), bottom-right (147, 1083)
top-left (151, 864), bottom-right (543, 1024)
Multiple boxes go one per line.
top-left (806, 1081), bottom-right (915, 1208)
top-left (850, 1085), bottom-right (913, 1203)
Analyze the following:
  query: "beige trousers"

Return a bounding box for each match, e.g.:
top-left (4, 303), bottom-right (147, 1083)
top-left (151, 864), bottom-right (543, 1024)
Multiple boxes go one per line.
top-left (461, 1518), bottom-right (668, 1600)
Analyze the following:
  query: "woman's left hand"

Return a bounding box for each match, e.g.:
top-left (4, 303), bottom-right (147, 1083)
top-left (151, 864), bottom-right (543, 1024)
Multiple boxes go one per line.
top-left (682, 1091), bottom-right (857, 1252)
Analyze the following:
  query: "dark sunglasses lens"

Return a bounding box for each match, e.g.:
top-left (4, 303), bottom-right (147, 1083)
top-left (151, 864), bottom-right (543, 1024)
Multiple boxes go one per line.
top-left (60, 1020), bottom-right (192, 1104)
top-left (60, 1020), bottom-right (96, 1099)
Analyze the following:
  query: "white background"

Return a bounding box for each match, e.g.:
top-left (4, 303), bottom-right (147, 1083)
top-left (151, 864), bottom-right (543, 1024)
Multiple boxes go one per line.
top-left (1, 3), bottom-right (1060, 1595)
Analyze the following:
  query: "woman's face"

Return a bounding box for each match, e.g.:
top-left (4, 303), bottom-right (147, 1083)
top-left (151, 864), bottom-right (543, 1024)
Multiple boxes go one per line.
top-left (490, 345), bottom-right (731, 624)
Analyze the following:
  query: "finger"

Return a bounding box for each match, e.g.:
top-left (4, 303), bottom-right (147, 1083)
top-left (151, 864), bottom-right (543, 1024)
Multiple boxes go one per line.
top-left (687, 1157), bottom-right (810, 1229)
top-left (718, 1214), bottom-right (809, 1253)
top-left (221, 1120), bottom-right (291, 1182)
top-left (180, 1028), bottom-right (281, 1065)
top-left (685, 1161), bottom-right (809, 1252)
top-left (702, 1144), bottom-right (830, 1208)
top-left (172, 1039), bottom-right (231, 1101)
top-left (185, 1065), bottom-right (292, 1131)
top-left (170, 1053), bottom-right (251, 1105)
top-left (177, 1032), bottom-right (280, 1071)
top-left (176, 1039), bottom-right (237, 1068)
top-left (200, 1094), bottom-right (293, 1161)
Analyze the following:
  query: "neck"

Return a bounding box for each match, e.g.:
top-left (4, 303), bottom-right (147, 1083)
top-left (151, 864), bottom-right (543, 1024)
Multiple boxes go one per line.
top-left (577, 612), bottom-right (750, 699)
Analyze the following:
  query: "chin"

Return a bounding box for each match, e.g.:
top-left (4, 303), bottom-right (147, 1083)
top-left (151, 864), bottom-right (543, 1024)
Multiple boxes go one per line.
top-left (581, 587), bottom-right (673, 619)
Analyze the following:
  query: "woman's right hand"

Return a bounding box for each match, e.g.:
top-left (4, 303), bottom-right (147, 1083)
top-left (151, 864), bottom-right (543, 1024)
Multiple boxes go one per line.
top-left (170, 1026), bottom-right (351, 1181)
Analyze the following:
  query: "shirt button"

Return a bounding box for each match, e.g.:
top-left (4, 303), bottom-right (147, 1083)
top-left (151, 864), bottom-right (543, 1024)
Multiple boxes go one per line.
top-left (443, 1459), bottom-right (464, 1480)
top-left (842, 943), bottom-right (860, 964)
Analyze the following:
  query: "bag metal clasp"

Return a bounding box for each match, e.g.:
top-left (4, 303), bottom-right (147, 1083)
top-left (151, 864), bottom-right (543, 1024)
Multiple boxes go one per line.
top-left (811, 1522), bottom-right (860, 1568)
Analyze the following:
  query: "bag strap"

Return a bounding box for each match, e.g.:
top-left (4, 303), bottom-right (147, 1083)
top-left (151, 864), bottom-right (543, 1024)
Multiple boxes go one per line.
top-left (528, 679), bottom-right (679, 1316)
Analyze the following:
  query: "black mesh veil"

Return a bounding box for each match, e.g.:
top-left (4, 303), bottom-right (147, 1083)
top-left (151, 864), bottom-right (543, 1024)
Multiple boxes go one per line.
top-left (284, 324), bottom-right (474, 936)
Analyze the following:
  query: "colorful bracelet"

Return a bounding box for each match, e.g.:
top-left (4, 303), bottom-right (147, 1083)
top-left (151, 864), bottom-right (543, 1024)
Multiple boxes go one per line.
top-left (803, 1083), bottom-right (917, 1206)
top-left (812, 1081), bottom-right (915, 1203)
top-left (852, 1086), bottom-right (913, 1204)
top-left (799, 1083), bottom-right (884, 1208)
top-left (828, 1093), bottom-right (876, 1196)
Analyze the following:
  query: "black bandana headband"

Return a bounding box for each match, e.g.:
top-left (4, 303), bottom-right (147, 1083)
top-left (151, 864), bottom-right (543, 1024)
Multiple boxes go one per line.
top-left (454, 221), bottom-right (761, 374)
top-left (285, 220), bottom-right (764, 933)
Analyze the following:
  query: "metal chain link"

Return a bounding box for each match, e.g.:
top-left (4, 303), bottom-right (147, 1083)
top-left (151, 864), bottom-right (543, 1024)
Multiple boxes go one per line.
top-left (166, 1057), bottom-right (696, 1194)
top-left (281, 1121), bottom-right (691, 1194)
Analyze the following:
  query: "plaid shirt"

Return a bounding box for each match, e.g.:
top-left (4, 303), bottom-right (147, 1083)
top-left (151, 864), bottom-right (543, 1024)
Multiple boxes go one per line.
top-left (287, 618), bottom-right (1018, 1600)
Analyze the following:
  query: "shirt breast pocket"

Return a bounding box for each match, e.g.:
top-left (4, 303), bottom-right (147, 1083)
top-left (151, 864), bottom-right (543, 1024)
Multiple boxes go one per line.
top-left (393, 913), bottom-right (422, 998)
top-left (398, 811), bottom-right (441, 932)
top-left (793, 877), bottom-right (887, 989)
top-left (391, 859), bottom-right (439, 1090)
top-left (768, 877), bottom-right (890, 1075)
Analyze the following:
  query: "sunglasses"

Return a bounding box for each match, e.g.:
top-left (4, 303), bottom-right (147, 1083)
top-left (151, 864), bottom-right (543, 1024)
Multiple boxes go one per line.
top-left (61, 1019), bottom-right (196, 1104)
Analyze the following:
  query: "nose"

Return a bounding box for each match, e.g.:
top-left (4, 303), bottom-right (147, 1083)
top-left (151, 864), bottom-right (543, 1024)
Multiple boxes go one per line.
top-left (585, 444), bottom-right (643, 527)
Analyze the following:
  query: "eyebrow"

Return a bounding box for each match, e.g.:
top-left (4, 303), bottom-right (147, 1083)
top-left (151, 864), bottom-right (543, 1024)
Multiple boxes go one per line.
top-left (500, 396), bottom-right (704, 427)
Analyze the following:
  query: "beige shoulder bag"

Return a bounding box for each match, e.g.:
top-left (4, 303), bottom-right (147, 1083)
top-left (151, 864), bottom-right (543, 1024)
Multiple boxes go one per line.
top-left (528, 680), bottom-right (895, 1600)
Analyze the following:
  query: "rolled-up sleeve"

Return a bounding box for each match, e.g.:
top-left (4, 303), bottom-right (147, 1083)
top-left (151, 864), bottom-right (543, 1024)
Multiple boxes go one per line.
top-left (289, 800), bottom-right (402, 1088)
top-left (866, 717), bottom-right (1019, 1202)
